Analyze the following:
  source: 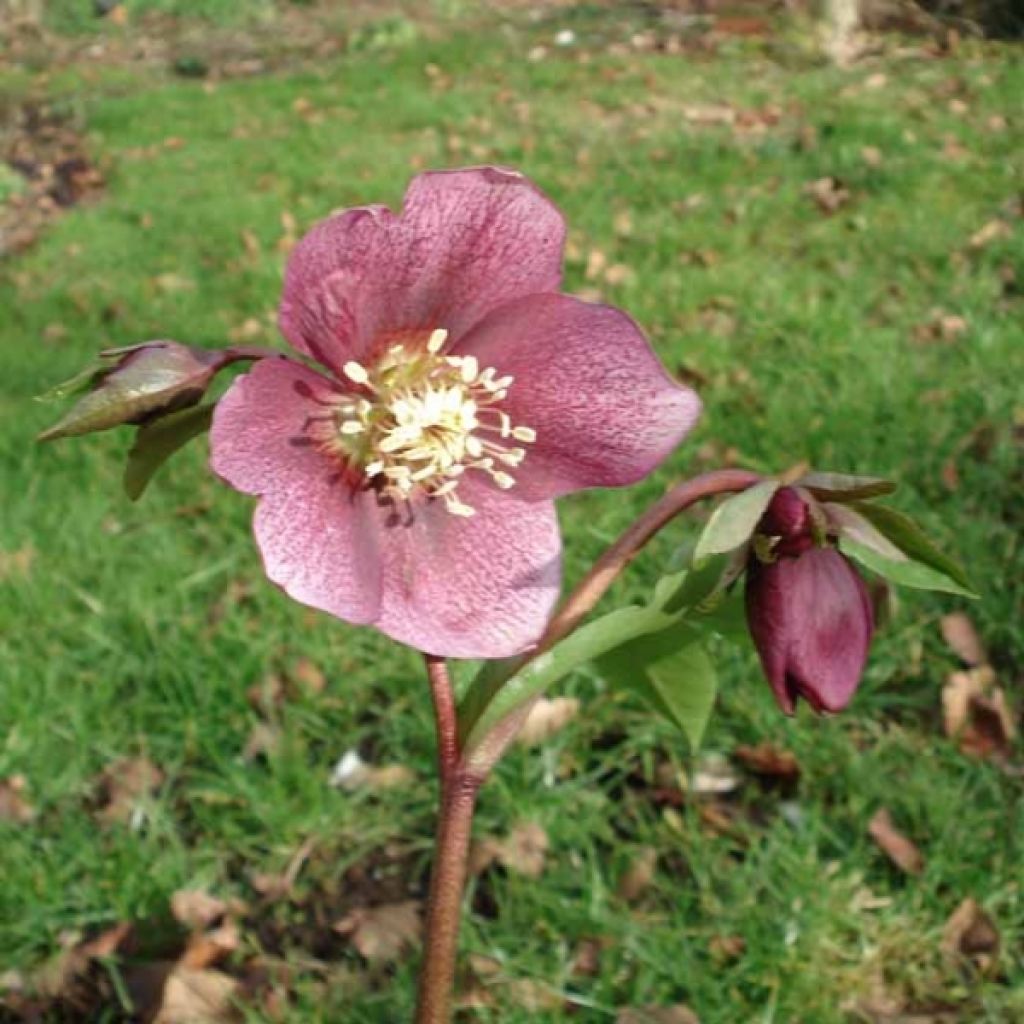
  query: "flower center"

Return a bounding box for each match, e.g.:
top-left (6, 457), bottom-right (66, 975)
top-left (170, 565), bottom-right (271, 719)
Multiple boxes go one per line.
top-left (332, 329), bottom-right (535, 517)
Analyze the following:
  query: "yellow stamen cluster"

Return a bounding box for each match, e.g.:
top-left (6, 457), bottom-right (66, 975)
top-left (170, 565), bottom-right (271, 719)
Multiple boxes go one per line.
top-left (332, 329), bottom-right (535, 517)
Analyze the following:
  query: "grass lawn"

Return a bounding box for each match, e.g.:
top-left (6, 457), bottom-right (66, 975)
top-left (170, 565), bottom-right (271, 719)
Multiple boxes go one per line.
top-left (1, 4), bottom-right (1022, 1021)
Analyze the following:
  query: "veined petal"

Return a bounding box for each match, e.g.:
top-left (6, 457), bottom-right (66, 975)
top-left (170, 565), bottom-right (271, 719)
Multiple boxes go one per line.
top-left (457, 293), bottom-right (701, 500)
top-left (372, 477), bottom-right (562, 659)
top-left (210, 357), bottom-right (382, 624)
top-left (278, 167), bottom-right (566, 375)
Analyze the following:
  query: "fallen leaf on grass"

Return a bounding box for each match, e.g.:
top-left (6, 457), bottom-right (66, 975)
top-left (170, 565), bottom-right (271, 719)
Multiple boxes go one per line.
top-left (804, 176), bottom-right (851, 215)
top-left (180, 921), bottom-right (240, 970)
top-left (616, 846), bottom-right (658, 903)
top-left (912, 310), bottom-right (968, 345)
top-left (709, 934), bottom-right (746, 963)
top-left (968, 219), bottom-right (1011, 249)
top-left (0, 775), bottom-right (36, 823)
top-left (328, 749), bottom-right (415, 792)
top-left (867, 808), bottom-right (924, 875)
top-left (242, 721), bottom-right (281, 762)
top-left (686, 752), bottom-right (742, 796)
top-left (95, 756), bottom-right (164, 827)
top-left (289, 657), bottom-right (326, 696)
top-left (333, 901), bottom-right (422, 962)
top-left (171, 890), bottom-right (229, 931)
top-left (939, 613), bottom-right (986, 666)
top-left (470, 821), bottom-right (549, 878)
top-left (942, 666), bottom-right (1016, 759)
top-left (127, 963), bottom-right (242, 1024)
top-left (617, 1006), bottom-right (700, 1024)
top-left (941, 898), bottom-right (999, 973)
top-left (504, 977), bottom-right (565, 1012)
top-left (734, 742), bottom-right (801, 784)
top-left (0, 545), bottom-right (34, 581)
top-left (516, 696), bottom-right (580, 747)
top-left (570, 937), bottom-right (604, 977)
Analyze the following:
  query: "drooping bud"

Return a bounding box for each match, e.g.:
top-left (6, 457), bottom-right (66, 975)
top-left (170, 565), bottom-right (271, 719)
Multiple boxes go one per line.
top-left (745, 487), bottom-right (874, 714)
top-left (38, 342), bottom-right (232, 442)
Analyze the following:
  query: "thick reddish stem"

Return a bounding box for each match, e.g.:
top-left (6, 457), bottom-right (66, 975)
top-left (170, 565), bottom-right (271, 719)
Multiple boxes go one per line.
top-left (414, 773), bottom-right (480, 1024)
top-left (424, 654), bottom-right (459, 788)
top-left (540, 468), bottom-right (763, 654)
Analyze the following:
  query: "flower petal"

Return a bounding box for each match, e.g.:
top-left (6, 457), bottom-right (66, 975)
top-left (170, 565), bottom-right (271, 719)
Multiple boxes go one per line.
top-left (373, 478), bottom-right (562, 659)
top-left (458, 293), bottom-right (701, 499)
top-left (278, 167), bottom-right (566, 374)
top-left (210, 357), bottom-right (382, 624)
top-left (785, 548), bottom-right (873, 713)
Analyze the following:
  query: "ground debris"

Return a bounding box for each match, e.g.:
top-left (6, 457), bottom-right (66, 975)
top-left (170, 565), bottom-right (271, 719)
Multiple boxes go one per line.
top-left (333, 900), bottom-right (422, 962)
top-left (867, 808), bottom-right (924, 875)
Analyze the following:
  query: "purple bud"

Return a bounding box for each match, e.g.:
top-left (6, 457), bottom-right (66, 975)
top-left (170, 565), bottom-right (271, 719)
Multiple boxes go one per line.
top-left (745, 546), bottom-right (874, 715)
top-left (757, 486), bottom-right (815, 556)
top-left (39, 342), bottom-right (227, 442)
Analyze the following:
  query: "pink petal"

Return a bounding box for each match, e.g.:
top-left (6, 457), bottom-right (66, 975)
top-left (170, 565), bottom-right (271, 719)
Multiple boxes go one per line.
top-left (278, 167), bottom-right (566, 375)
top-left (458, 293), bottom-right (701, 499)
top-left (374, 477), bottom-right (562, 659)
top-left (210, 357), bottom-right (382, 624)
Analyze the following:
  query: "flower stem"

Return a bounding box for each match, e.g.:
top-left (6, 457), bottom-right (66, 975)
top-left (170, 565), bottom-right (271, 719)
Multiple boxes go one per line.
top-left (424, 654), bottom-right (459, 789)
top-left (414, 772), bottom-right (481, 1024)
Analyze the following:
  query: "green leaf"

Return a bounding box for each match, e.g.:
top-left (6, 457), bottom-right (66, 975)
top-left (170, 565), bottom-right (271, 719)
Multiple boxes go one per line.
top-left (692, 479), bottom-right (778, 564)
top-left (839, 537), bottom-right (976, 598)
top-left (598, 625), bottom-right (718, 751)
top-left (123, 404), bottom-right (215, 500)
top-left (849, 501), bottom-right (976, 595)
top-left (796, 472), bottom-right (897, 501)
top-left (458, 603), bottom-right (674, 752)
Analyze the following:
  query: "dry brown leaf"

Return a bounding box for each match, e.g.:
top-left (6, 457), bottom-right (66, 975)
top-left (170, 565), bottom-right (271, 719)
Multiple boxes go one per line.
top-left (95, 756), bottom-right (164, 826)
top-left (804, 176), bottom-right (851, 215)
top-left (128, 964), bottom-right (242, 1024)
top-left (734, 742), bottom-right (801, 783)
top-left (969, 219), bottom-right (1011, 249)
top-left (470, 821), bottom-right (549, 878)
top-left (330, 749), bottom-right (416, 792)
top-left (709, 934), bottom-right (746, 963)
top-left (180, 921), bottom-right (240, 970)
top-left (0, 775), bottom-right (36, 823)
top-left (604, 263), bottom-right (635, 286)
top-left (333, 901), bottom-right (422, 962)
top-left (570, 937), bottom-right (603, 977)
top-left (504, 978), bottom-right (564, 1012)
top-left (939, 613), bottom-right (986, 666)
top-left (290, 657), bottom-right (326, 696)
top-left (942, 666), bottom-right (1016, 758)
top-left (516, 696), bottom-right (580, 747)
top-left (681, 103), bottom-right (735, 126)
top-left (171, 890), bottom-right (228, 931)
top-left (861, 145), bottom-right (883, 167)
top-left (616, 847), bottom-right (658, 903)
top-left (242, 722), bottom-right (281, 762)
top-left (501, 821), bottom-right (549, 878)
top-left (867, 808), bottom-right (924, 875)
top-left (0, 545), bottom-right (34, 581)
top-left (617, 1006), bottom-right (700, 1024)
top-left (941, 898), bottom-right (1000, 973)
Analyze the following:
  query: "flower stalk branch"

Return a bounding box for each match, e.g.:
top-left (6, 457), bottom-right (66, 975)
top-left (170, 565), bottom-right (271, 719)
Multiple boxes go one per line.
top-left (424, 654), bottom-right (459, 790)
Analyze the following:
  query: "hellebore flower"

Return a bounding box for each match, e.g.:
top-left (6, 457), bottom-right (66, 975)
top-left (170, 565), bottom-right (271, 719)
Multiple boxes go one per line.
top-left (210, 167), bottom-right (700, 659)
top-left (745, 487), bottom-right (874, 714)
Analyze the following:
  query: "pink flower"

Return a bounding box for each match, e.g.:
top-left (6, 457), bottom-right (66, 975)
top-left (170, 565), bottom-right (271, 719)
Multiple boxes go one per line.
top-left (745, 488), bottom-right (874, 714)
top-left (211, 167), bottom-right (700, 658)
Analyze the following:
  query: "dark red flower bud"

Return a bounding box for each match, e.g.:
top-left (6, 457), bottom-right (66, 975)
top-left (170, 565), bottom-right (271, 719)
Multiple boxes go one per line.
top-left (757, 486), bottom-right (816, 556)
top-left (745, 546), bottom-right (874, 715)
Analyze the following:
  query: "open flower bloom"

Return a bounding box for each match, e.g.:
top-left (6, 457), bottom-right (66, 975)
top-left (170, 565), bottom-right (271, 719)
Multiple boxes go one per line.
top-left (745, 487), bottom-right (874, 714)
top-left (211, 168), bottom-right (700, 658)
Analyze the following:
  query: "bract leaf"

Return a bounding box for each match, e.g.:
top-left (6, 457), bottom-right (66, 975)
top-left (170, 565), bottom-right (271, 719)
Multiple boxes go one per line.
top-left (598, 625), bottom-right (718, 751)
top-left (459, 603), bottom-right (674, 753)
top-left (123, 404), bottom-right (215, 500)
top-left (839, 538), bottom-right (976, 598)
top-left (692, 479), bottom-right (778, 564)
top-left (796, 472), bottom-right (897, 501)
top-left (849, 501), bottom-right (976, 595)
